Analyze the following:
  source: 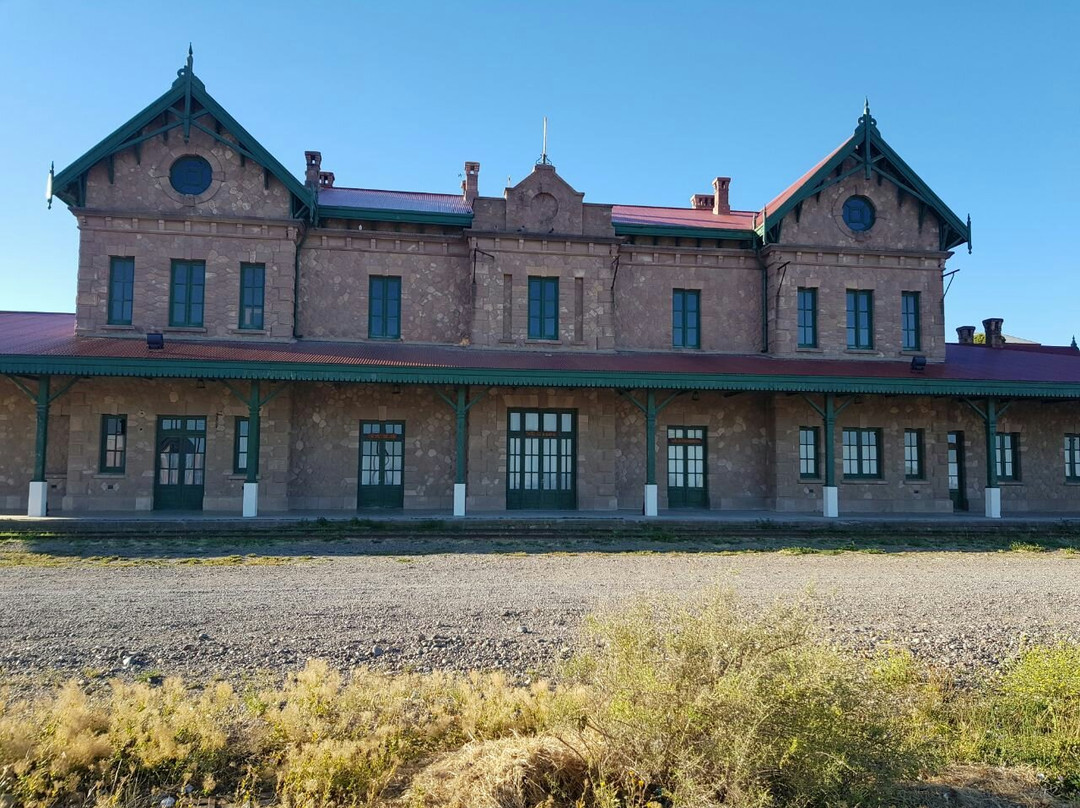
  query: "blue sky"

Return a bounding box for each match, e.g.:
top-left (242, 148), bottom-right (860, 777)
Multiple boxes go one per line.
top-left (2, 0), bottom-right (1077, 344)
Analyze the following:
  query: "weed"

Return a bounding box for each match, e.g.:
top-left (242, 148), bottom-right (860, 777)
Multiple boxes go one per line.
top-left (1009, 541), bottom-right (1047, 553)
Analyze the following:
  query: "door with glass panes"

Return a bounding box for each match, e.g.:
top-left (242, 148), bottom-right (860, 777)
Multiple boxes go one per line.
top-left (154, 417), bottom-right (207, 510)
top-left (667, 426), bottom-right (708, 508)
top-left (358, 421), bottom-right (404, 509)
top-left (506, 409), bottom-right (576, 509)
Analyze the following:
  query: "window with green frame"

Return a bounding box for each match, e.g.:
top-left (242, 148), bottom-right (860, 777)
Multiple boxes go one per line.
top-left (797, 288), bottom-right (817, 348)
top-left (234, 417), bottom-right (249, 474)
top-left (239, 264), bottom-right (265, 330)
top-left (528, 277), bottom-right (559, 340)
top-left (846, 289), bottom-right (873, 349)
top-left (842, 427), bottom-right (882, 478)
top-left (672, 288), bottom-right (700, 348)
top-left (904, 428), bottom-right (924, 479)
top-left (1065, 434), bottom-right (1080, 482)
top-left (99, 414), bottom-right (127, 473)
top-left (901, 291), bottom-right (921, 351)
top-left (798, 426), bottom-right (820, 479)
top-left (108, 257), bottom-right (134, 325)
top-left (369, 276), bottom-right (401, 339)
top-left (995, 432), bottom-right (1021, 481)
top-left (170, 260), bottom-right (206, 327)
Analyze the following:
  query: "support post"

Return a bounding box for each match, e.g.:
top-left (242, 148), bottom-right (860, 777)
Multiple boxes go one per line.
top-left (644, 391), bottom-right (658, 516)
top-left (454, 386), bottom-right (468, 516)
top-left (28, 375), bottom-right (51, 517)
top-left (822, 392), bottom-right (839, 518)
top-left (243, 380), bottom-right (261, 517)
top-left (984, 397), bottom-right (1000, 518)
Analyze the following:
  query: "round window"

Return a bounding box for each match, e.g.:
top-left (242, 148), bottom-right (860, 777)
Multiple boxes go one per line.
top-left (842, 195), bottom-right (875, 232)
top-left (169, 155), bottom-right (213, 195)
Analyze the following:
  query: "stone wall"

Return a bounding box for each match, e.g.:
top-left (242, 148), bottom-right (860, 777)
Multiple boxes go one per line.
top-left (288, 383), bottom-right (455, 510)
top-left (297, 227), bottom-right (471, 343)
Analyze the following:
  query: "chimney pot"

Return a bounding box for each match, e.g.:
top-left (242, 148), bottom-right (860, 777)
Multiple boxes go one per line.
top-left (712, 177), bottom-right (731, 215)
top-left (956, 325), bottom-right (976, 345)
top-left (318, 171), bottom-right (335, 188)
top-left (690, 194), bottom-right (714, 210)
top-left (304, 151), bottom-right (322, 187)
top-left (982, 317), bottom-right (1005, 348)
top-left (462, 161), bottom-right (480, 205)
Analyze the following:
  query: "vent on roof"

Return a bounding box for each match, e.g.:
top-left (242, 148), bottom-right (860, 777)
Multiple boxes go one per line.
top-left (318, 171), bottom-right (335, 188)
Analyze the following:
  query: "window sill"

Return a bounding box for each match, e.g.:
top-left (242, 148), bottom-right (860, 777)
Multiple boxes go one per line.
top-left (841, 478), bottom-right (887, 484)
top-left (525, 339), bottom-right (562, 345)
top-left (843, 348), bottom-right (878, 355)
top-left (102, 324), bottom-right (135, 331)
top-left (1066, 480), bottom-right (1080, 486)
top-left (229, 328), bottom-right (268, 336)
top-left (93, 472), bottom-right (126, 479)
top-left (368, 336), bottom-right (403, 341)
top-left (795, 346), bottom-right (822, 353)
top-left (997, 480), bottom-right (1023, 486)
top-left (165, 326), bottom-right (207, 333)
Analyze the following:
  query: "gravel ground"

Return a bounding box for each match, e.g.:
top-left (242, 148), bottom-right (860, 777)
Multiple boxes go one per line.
top-left (1, 548), bottom-right (1078, 688)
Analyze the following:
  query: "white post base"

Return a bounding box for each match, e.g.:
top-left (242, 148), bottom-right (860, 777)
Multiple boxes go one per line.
top-left (985, 487), bottom-right (1001, 519)
top-left (242, 482), bottom-right (259, 518)
top-left (27, 481), bottom-right (47, 517)
top-left (453, 483), bottom-right (466, 516)
top-left (644, 484), bottom-right (658, 517)
top-left (823, 486), bottom-right (839, 518)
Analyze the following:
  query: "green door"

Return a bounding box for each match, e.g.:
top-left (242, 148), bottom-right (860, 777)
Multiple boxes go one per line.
top-left (947, 431), bottom-right (968, 511)
top-left (667, 426), bottom-right (708, 509)
top-left (154, 417), bottom-right (207, 511)
top-left (358, 421), bottom-right (405, 509)
top-left (507, 409), bottom-right (576, 510)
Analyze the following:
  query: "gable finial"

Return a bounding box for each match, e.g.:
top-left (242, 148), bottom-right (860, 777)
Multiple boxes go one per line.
top-left (187, 43), bottom-right (193, 73)
top-left (1072, 335), bottom-right (1078, 350)
top-left (864, 96), bottom-right (870, 116)
top-left (857, 97), bottom-right (877, 133)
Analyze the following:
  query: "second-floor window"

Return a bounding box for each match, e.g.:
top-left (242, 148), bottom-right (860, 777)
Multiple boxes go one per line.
top-left (797, 288), bottom-right (817, 348)
top-left (901, 291), bottom-right (921, 351)
top-left (108, 257), bottom-right (134, 325)
top-left (170, 260), bottom-right (205, 327)
top-left (1066, 435), bottom-right (1080, 482)
top-left (369, 276), bottom-right (401, 339)
top-left (239, 264), bottom-right (265, 330)
top-left (996, 432), bottom-right (1020, 481)
top-left (846, 289), bottom-right (873, 349)
top-left (672, 289), bottom-right (700, 348)
top-left (843, 427), bottom-right (881, 478)
top-left (528, 277), bottom-right (558, 340)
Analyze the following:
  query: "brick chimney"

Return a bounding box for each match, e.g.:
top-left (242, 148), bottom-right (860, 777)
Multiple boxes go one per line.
top-left (712, 177), bottom-right (731, 215)
top-left (462, 161), bottom-right (480, 205)
top-left (304, 151), bottom-right (322, 187)
top-left (982, 317), bottom-right (1005, 348)
top-left (956, 325), bottom-right (976, 345)
top-left (690, 194), bottom-right (714, 210)
top-left (318, 171), bottom-right (335, 189)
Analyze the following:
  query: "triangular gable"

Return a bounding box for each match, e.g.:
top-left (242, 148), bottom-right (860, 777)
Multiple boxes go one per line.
top-left (757, 104), bottom-right (971, 252)
top-left (49, 49), bottom-right (314, 220)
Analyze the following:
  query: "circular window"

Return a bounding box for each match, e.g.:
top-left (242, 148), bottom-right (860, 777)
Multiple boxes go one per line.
top-left (169, 155), bottom-right (213, 195)
top-left (842, 196), bottom-right (875, 232)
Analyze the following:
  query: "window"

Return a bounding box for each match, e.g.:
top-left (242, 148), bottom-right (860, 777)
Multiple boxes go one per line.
top-left (528, 277), bottom-right (559, 340)
top-left (904, 429), bottom-right (924, 479)
top-left (901, 292), bottom-right (921, 351)
top-left (797, 288), bottom-right (817, 348)
top-left (672, 289), bottom-right (700, 348)
top-left (842, 428), bottom-right (881, 478)
top-left (1065, 435), bottom-right (1080, 482)
top-left (846, 289), bottom-right (873, 349)
top-left (169, 155), bottom-right (213, 195)
top-left (842, 195), bottom-right (876, 232)
top-left (108, 257), bottom-right (134, 325)
top-left (170, 260), bottom-right (205, 327)
top-left (996, 432), bottom-right (1020, 481)
top-left (234, 417), bottom-right (249, 474)
top-left (239, 264), bottom-right (265, 330)
top-left (799, 427), bottom-right (820, 479)
top-left (368, 276), bottom-right (401, 339)
top-left (99, 415), bottom-right (127, 473)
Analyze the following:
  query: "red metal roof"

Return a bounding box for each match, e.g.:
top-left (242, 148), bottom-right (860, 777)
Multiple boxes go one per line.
top-left (610, 205), bottom-right (757, 232)
top-left (1, 313), bottom-right (1077, 386)
top-left (317, 187), bottom-right (473, 216)
top-left (762, 140), bottom-right (848, 219)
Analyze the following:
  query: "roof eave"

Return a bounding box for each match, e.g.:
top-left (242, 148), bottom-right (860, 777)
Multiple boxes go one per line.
top-left (613, 222), bottom-right (756, 241)
top-left (317, 205), bottom-right (473, 227)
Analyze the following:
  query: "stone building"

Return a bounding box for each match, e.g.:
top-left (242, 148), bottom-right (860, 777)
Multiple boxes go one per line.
top-left (2, 54), bottom-right (1078, 519)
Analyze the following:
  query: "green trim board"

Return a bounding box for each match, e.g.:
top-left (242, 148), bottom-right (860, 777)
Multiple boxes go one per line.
top-left (613, 222), bottom-right (756, 242)
top-left (50, 51), bottom-right (315, 221)
top-left (3, 355), bottom-right (1079, 399)
top-left (759, 104), bottom-right (970, 251)
top-left (317, 205), bottom-right (472, 227)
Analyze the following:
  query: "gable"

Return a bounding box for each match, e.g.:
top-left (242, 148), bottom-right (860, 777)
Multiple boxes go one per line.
top-left (504, 164), bottom-right (587, 235)
top-left (48, 50), bottom-right (314, 221)
top-left (758, 104), bottom-right (971, 252)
